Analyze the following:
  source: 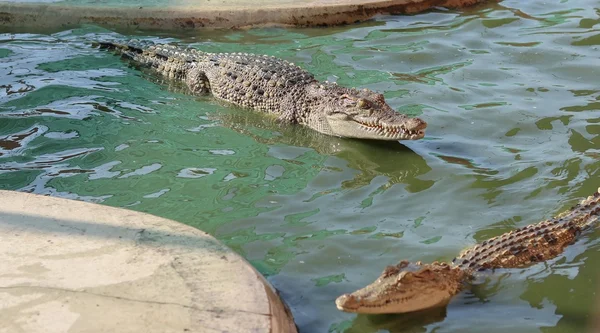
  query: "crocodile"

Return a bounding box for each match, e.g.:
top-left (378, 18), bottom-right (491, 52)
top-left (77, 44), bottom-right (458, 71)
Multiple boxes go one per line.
top-left (336, 188), bottom-right (600, 314)
top-left (94, 40), bottom-right (427, 141)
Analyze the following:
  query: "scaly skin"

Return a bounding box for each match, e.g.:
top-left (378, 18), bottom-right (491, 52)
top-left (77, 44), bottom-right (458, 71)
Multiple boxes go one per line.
top-left (336, 188), bottom-right (600, 314)
top-left (94, 40), bottom-right (427, 141)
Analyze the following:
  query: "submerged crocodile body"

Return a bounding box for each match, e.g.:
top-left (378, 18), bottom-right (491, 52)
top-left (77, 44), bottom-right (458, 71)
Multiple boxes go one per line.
top-left (336, 188), bottom-right (600, 314)
top-left (95, 40), bottom-right (426, 141)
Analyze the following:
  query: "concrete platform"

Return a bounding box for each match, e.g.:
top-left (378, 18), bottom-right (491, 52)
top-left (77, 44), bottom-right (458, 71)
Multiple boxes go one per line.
top-left (0, 190), bottom-right (297, 333)
top-left (0, 0), bottom-right (492, 31)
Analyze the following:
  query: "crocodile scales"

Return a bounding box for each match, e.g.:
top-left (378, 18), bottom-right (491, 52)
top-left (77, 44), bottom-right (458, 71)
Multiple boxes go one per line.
top-left (95, 40), bottom-right (427, 140)
top-left (336, 188), bottom-right (600, 314)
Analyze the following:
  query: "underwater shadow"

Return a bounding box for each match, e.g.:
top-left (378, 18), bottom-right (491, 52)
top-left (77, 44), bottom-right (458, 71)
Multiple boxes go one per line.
top-left (344, 306), bottom-right (447, 333)
top-left (213, 108), bottom-right (433, 191)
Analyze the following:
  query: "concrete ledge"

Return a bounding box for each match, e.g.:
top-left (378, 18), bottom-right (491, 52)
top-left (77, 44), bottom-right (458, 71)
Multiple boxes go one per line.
top-left (0, 0), bottom-right (492, 31)
top-left (0, 190), bottom-right (297, 333)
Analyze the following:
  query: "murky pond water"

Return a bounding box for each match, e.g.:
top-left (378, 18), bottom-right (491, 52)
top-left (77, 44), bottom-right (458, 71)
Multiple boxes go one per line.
top-left (1, 0), bottom-right (600, 332)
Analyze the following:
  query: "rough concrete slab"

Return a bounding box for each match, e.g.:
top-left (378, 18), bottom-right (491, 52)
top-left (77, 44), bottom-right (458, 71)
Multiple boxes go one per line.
top-left (0, 190), bottom-right (297, 333)
top-left (0, 0), bottom-right (493, 31)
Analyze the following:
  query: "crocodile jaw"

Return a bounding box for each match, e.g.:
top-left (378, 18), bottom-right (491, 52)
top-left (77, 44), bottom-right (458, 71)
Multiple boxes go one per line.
top-left (335, 261), bottom-right (464, 314)
top-left (303, 83), bottom-right (427, 140)
top-left (325, 114), bottom-right (427, 140)
top-left (335, 285), bottom-right (452, 314)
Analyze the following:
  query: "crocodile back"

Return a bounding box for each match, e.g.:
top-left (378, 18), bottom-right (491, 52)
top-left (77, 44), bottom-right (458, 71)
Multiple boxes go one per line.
top-left (454, 188), bottom-right (600, 271)
top-left (97, 39), bottom-right (318, 115)
top-left (193, 50), bottom-right (317, 114)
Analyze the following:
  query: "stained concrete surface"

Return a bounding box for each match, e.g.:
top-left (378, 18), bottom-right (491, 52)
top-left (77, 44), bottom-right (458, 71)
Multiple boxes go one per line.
top-left (0, 0), bottom-right (493, 31)
top-left (0, 190), bottom-right (297, 333)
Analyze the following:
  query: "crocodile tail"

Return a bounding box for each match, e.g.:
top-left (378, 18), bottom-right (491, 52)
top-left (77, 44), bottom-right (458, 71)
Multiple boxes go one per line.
top-left (92, 39), bottom-right (155, 61)
top-left (93, 40), bottom-right (198, 82)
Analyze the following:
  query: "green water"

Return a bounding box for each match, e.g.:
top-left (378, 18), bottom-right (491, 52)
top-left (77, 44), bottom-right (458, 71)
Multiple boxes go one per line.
top-left (1, 1), bottom-right (600, 332)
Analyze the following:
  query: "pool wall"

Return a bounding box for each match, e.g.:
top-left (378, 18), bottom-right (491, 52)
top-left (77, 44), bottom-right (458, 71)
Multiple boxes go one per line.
top-left (0, 190), bottom-right (298, 333)
top-left (0, 0), bottom-right (492, 30)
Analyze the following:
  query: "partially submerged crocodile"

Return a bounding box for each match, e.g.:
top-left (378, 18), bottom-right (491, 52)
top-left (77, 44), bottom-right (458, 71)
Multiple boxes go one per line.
top-left (336, 188), bottom-right (600, 314)
top-left (95, 40), bottom-right (426, 141)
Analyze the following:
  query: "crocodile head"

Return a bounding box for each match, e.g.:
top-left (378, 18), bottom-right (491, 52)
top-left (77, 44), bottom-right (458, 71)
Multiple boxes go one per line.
top-left (335, 261), bottom-right (465, 314)
top-left (304, 84), bottom-right (427, 141)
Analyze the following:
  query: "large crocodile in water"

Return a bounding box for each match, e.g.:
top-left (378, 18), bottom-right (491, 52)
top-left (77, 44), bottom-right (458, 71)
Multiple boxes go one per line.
top-left (95, 40), bottom-right (426, 141)
top-left (336, 188), bottom-right (600, 314)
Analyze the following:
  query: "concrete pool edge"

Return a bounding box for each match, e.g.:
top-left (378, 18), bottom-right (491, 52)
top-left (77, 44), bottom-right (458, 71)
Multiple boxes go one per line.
top-left (0, 0), bottom-right (493, 31)
top-left (0, 190), bottom-right (297, 333)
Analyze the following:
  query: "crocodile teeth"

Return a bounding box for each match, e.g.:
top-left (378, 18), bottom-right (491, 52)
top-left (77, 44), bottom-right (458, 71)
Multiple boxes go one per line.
top-left (358, 122), bottom-right (424, 140)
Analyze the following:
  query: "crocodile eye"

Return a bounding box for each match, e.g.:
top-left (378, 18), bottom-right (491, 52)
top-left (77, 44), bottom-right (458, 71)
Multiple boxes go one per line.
top-left (397, 271), bottom-right (414, 283)
top-left (357, 99), bottom-right (370, 109)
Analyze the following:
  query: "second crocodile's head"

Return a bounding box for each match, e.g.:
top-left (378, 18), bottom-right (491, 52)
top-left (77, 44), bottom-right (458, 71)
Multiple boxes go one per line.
top-left (335, 261), bottom-right (464, 314)
top-left (303, 84), bottom-right (427, 141)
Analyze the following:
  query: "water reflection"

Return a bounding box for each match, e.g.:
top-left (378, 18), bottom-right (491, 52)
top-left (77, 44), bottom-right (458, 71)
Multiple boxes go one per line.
top-left (216, 109), bottom-right (432, 192)
top-left (337, 307), bottom-right (447, 333)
